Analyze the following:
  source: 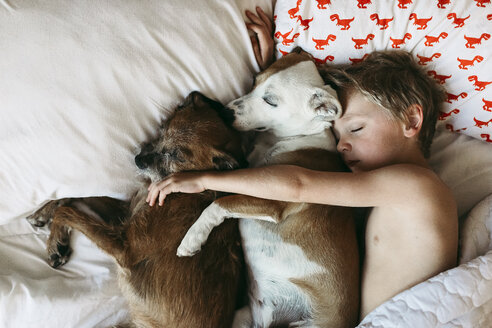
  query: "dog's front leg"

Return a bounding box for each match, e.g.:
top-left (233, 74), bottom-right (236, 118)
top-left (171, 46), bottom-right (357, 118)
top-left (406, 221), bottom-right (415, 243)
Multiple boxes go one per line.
top-left (177, 195), bottom-right (298, 257)
top-left (53, 206), bottom-right (126, 266)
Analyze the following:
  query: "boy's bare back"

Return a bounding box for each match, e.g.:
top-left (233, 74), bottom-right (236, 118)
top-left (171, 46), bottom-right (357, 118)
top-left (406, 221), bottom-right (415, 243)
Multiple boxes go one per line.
top-left (360, 164), bottom-right (458, 316)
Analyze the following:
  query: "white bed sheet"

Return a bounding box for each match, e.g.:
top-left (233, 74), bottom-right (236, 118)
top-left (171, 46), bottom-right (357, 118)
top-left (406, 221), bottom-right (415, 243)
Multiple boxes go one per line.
top-left (0, 0), bottom-right (273, 327)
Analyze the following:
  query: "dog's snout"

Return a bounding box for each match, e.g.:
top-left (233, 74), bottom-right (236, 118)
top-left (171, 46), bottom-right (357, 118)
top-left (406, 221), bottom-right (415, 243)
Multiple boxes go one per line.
top-left (135, 153), bottom-right (155, 169)
top-left (216, 105), bottom-right (236, 126)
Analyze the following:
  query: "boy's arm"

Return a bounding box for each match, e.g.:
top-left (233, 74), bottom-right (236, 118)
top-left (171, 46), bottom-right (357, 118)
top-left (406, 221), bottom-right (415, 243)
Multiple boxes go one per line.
top-left (147, 164), bottom-right (436, 208)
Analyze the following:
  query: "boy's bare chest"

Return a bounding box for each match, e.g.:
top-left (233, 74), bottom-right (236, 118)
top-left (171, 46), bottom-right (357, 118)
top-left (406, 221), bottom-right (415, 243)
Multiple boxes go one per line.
top-left (365, 206), bottom-right (421, 251)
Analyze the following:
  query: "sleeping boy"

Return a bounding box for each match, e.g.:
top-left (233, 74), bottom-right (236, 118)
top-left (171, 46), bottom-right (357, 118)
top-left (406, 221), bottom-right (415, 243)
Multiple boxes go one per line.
top-left (146, 7), bottom-right (458, 320)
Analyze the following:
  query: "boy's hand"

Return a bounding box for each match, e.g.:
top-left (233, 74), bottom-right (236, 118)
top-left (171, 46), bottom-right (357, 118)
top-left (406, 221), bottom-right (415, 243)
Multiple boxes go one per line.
top-left (146, 172), bottom-right (206, 206)
top-left (246, 7), bottom-right (275, 70)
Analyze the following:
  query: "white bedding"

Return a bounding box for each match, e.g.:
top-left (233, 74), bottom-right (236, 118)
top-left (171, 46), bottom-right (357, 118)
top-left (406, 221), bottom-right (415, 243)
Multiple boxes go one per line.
top-left (1, 0), bottom-right (492, 327)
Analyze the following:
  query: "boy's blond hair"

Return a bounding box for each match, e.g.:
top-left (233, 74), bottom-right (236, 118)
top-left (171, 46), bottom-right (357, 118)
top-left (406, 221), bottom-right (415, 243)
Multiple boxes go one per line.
top-left (321, 50), bottom-right (446, 158)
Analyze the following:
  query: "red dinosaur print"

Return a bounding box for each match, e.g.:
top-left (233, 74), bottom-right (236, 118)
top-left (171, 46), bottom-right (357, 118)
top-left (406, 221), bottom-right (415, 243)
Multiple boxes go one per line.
top-left (357, 0), bottom-right (372, 9)
top-left (283, 33), bottom-right (300, 46)
top-left (288, 0), bottom-right (302, 19)
top-left (428, 70), bottom-right (452, 84)
top-left (275, 29), bottom-right (300, 46)
top-left (447, 13), bottom-right (470, 28)
top-left (390, 33), bottom-right (412, 48)
top-left (316, 0), bottom-right (331, 9)
top-left (330, 14), bottom-right (355, 30)
top-left (349, 54), bottom-right (370, 64)
top-left (297, 16), bottom-right (314, 30)
top-left (424, 32), bottom-right (448, 46)
top-left (279, 49), bottom-right (289, 56)
top-left (481, 133), bottom-right (492, 143)
top-left (488, 14), bottom-right (492, 20)
top-left (313, 55), bottom-right (335, 65)
top-left (416, 53), bottom-right (441, 65)
top-left (464, 33), bottom-right (490, 48)
top-left (439, 108), bottom-right (460, 120)
top-left (398, 0), bottom-right (413, 9)
top-left (352, 34), bottom-right (375, 49)
top-left (474, 117), bottom-right (492, 128)
top-left (312, 34), bottom-right (336, 50)
top-left (437, 0), bottom-right (451, 8)
top-left (469, 75), bottom-right (492, 91)
top-left (445, 92), bottom-right (468, 103)
top-left (445, 124), bottom-right (467, 133)
top-left (474, 0), bottom-right (491, 7)
top-left (275, 28), bottom-right (292, 41)
top-left (457, 56), bottom-right (483, 70)
top-left (409, 13), bottom-right (433, 30)
top-left (483, 98), bottom-right (492, 112)
top-left (370, 14), bottom-right (394, 30)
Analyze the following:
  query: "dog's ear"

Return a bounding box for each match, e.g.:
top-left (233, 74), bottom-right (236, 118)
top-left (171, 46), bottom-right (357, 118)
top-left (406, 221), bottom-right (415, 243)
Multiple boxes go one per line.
top-left (291, 47), bottom-right (314, 61)
top-left (212, 151), bottom-right (241, 171)
top-left (178, 91), bottom-right (211, 111)
top-left (309, 85), bottom-right (342, 122)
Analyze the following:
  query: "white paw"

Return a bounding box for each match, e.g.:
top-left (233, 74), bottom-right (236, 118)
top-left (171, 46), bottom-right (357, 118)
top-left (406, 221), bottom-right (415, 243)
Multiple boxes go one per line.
top-left (176, 243), bottom-right (201, 257)
top-left (176, 232), bottom-right (204, 257)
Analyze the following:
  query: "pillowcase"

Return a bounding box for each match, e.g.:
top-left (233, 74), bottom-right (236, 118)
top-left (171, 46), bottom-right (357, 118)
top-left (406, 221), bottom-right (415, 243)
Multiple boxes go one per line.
top-left (274, 0), bottom-right (492, 143)
top-left (0, 0), bottom-right (273, 224)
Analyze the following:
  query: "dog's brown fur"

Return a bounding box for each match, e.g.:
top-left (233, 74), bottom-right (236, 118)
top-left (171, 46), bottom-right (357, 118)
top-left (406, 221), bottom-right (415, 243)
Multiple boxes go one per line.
top-left (27, 92), bottom-right (246, 328)
top-left (205, 148), bottom-right (360, 327)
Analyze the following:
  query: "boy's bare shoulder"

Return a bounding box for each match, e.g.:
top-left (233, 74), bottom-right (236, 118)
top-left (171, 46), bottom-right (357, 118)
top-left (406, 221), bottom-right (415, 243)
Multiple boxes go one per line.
top-left (368, 164), bottom-right (456, 210)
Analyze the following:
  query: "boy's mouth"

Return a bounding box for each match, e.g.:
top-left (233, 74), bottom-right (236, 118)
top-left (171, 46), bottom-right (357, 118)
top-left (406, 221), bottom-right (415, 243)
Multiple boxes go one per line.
top-left (345, 160), bottom-right (360, 167)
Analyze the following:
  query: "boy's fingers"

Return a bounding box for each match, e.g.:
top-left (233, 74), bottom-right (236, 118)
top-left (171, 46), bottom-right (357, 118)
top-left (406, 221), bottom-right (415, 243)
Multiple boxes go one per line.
top-left (148, 187), bottom-right (161, 206)
top-left (245, 9), bottom-right (263, 26)
top-left (159, 192), bottom-right (167, 206)
top-left (256, 7), bottom-right (273, 33)
top-left (250, 36), bottom-right (262, 67)
top-left (246, 23), bottom-right (266, 38)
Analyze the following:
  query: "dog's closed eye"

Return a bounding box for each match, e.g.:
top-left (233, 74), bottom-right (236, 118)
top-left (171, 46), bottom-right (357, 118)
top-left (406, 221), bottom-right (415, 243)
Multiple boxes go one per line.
top-left (262, 94), bottom-right (278, 107)
top-left (162, 148), bottom-right (190, 163)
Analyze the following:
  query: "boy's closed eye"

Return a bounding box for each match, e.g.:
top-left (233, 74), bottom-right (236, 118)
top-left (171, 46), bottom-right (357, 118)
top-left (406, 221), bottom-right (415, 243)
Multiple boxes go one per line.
top-left (351, 127), bottom-right (363, 133)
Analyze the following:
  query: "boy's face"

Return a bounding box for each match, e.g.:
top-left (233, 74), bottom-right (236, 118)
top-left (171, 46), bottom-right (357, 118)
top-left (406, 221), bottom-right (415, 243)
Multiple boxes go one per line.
top-left (333, 91), bottom-right (407, 172)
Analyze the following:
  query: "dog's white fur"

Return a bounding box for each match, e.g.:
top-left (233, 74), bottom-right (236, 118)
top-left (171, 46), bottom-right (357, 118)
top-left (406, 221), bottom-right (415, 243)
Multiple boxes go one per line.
top-left (178, 54), bottom-right (359, 327)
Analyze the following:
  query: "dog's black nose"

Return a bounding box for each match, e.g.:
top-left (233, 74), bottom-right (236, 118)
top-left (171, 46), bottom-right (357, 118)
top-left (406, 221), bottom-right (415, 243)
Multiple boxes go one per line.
top-left (216, 106), bottom-right (236, 126)
top-left (135, 153), bottom-right (154, 169)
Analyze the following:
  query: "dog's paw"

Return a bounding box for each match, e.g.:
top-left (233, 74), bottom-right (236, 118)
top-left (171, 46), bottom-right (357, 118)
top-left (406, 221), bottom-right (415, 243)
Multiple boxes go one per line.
top-left (26, 212), bottom-right (51, 227)
top-left (48, 242), bottom-right (72, 268)
top-left (176, 247), bottom-right (200, 257)
top-left (26, 199), bottom-right (69, 227)
top-left (176, 235), bottom-right (204, 257)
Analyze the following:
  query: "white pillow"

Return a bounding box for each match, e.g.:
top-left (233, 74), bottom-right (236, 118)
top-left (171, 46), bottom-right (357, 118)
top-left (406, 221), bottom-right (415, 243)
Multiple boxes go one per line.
top-left (460, 194), bottom-right (492, 263)
top-left (274, 0), bottom-right (492, 143)
top-left (0, 0), bottom-right (273, 225)
top-left (429, 130), bottom-right (492, 217)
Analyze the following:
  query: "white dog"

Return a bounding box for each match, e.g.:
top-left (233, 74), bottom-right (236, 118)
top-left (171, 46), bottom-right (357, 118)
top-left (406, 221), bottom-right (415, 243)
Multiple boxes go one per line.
top-left (178, 50), bottom-right (360, 327)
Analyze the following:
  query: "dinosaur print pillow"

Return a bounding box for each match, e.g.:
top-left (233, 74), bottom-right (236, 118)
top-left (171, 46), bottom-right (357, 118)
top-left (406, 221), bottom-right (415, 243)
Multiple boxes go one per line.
top-left (274, 0), bottom-right (492, 143)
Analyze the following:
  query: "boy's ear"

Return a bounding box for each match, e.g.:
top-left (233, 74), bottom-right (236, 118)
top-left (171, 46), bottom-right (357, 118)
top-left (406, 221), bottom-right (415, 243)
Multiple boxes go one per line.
top-left (404, 104), bottom-right (423, 138)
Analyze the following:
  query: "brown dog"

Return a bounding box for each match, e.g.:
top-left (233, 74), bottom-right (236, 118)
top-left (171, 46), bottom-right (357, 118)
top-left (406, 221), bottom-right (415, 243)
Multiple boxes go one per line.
top-left (27, 91), bottom-right (246, 328)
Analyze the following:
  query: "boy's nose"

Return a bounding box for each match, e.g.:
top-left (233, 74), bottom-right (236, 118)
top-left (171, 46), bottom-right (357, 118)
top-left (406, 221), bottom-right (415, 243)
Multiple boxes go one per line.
top-left (336, 139), bottom-right (351, 153)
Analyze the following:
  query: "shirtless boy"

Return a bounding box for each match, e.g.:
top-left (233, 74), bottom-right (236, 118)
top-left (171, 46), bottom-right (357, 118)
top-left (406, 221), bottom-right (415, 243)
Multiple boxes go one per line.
top-left (147, 7), bottom-right (458, 320)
